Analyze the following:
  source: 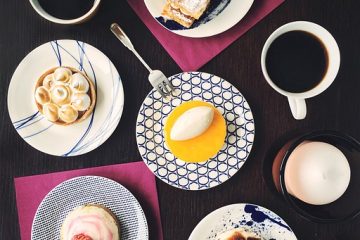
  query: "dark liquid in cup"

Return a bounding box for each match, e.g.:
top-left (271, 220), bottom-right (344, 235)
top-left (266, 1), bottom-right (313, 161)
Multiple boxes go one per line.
top-left (265, 31), bottom-right (328, 93)
top-left (38, 0), bottom-right (94, 20)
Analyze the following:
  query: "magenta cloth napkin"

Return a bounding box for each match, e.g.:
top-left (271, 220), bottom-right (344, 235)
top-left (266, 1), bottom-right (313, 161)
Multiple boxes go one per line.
top-left (127, 0), bottom-right (285, 71)
top-left (14, 161), bottom-right (162, 240)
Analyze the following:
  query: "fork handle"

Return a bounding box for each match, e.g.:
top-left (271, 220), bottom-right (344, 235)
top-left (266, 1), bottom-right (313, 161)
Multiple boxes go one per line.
top-left (111, 23), bottom-right (153, 73)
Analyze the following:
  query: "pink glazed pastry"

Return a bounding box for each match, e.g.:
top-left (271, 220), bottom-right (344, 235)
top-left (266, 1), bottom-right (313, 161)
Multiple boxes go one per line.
top-left (60, 204), bottom-right (120, 240)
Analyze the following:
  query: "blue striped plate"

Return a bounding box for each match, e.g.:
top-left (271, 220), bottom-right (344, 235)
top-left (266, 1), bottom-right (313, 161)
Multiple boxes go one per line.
top-left (7, 40), bottom-right (124, 156)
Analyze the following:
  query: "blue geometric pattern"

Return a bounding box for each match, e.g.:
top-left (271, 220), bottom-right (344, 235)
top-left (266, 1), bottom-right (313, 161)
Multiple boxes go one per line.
top-left (136, 72), bottom-right (255, 190)
top-left (31, 176), bottom-right (148, 240)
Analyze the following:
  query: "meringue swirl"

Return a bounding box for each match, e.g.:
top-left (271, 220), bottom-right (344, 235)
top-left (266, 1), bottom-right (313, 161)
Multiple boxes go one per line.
top-left (51, 85), bottom-right (72, 106)
top-left (70, 73), bottom-right (90, 93)
top-left (43, 73), bottom-right (55, 90)
top-left (59, 105), bottom-right (78, 123)
top-left (42, 103), bottom-right (59, 122)
top-left (54, 67), bottom-right (72, 82)
top-left (35, 86), bottom-right (51, 105)
top-left (71, 93), bottom-right (91, 111)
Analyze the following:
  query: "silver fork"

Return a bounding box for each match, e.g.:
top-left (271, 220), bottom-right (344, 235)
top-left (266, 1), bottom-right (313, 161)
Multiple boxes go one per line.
top-left (110, 23), bottom-right (175, 98)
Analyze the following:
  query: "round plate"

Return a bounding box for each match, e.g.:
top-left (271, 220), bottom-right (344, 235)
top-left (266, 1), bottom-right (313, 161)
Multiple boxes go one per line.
top-left (144, 0), bottom-right (254, 38)
top-left (31, 176), bottom-right (148, 240)
top-left (189, 203), bottom-right (297, 240)
top-left (7, 40), bottom-right (124, 156)
top-left (136, 72), bottom-right (255, 190)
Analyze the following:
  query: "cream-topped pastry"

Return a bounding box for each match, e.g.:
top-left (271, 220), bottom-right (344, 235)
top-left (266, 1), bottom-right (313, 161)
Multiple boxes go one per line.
top-left (60, 204), bottom-right (120, 240)
top-left (217, 229), bottom-right (261, 240)
top-left (170, 106), bottom-right (214, 141)
top-left (34, 66), bottom-right (96, 125)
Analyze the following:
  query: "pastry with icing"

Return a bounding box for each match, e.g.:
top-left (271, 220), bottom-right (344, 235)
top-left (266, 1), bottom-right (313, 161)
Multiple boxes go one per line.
top-left (60, 204), bottom-right (120, 240)
top-left (34, 66), bottom-right (96, 125)
top-left (162, 0), bottom-right (210, 28)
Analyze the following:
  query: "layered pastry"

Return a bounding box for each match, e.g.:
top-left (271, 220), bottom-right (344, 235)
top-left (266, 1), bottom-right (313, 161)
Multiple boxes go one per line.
top-left (34, 66), bottom-right (96, 125)
top-left (162, 0), bottom-right (210, 28)
top-left (164, 100), bottom-right (226, 163)
top-left (217, 229), bottom-right (261, 240)
top-left (60, 204), bottom-right (120, 240)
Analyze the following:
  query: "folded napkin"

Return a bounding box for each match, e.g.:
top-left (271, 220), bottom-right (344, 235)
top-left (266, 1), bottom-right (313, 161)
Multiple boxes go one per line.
top-left (128, 0), bottom-right (285, 71)
top-left (14, 161), bottom-right (162, 240)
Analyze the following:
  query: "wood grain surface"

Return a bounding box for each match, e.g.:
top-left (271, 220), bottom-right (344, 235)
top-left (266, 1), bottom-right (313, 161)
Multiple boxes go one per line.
top-left (1, 0), bottom-right (360, 239)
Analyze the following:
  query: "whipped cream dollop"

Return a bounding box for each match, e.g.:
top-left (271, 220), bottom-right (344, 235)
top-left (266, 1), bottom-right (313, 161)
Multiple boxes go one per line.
top-left (35, 86), bottom-right (51, 105)
top-left (71, 93), bottom-right (91, 111)
top-left (59, 105), bottom-right (79, 123)
top-left (54, 67), bottom-right (72, 82)
top-left (170, 106), bottom-right (214, 141)
top-left (61, 205), bottom-right (119, 240)
top-left (70, 73), bottom-right (90, 93)
top-left (43, 103), bottom-right (59, 122)
top-left (51, 85), bottom-right (72, 106)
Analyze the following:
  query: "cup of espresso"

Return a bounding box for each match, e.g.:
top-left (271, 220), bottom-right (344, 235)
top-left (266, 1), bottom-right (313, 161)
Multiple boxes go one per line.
top-left (29, 0), bottom-right (101, 24)
top-left (261, 21), bottom-right (340, 120)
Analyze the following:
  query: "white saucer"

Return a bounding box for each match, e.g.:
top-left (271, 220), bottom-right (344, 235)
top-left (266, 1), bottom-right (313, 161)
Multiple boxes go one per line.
top-left (7, 40), bottom-right (124, 156)
top-left (189, 203), bottom-right (297, 240)
top-left (136, 72), bottom-right (255, 190)
top-left (144, 0), bottom-right (254, 38)
top-left (31, 176), bottom-right (148, 240)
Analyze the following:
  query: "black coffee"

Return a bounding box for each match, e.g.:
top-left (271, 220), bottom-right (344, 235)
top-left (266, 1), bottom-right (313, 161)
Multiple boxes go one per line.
top-left (265, 30), bottom-right (328, 93)
top-left (38, 0), bottom-right (94, 20)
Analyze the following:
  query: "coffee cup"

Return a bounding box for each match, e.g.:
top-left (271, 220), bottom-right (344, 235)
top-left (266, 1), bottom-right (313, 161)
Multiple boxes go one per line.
top-left (261, 21), bottom-right (340, 120)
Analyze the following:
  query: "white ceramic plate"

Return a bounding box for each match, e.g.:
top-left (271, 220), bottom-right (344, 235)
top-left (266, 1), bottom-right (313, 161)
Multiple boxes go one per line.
top-left (144, 0), bottom-right (254, 38)
top-left (31, 176), bottom-right (148, 240)
top-left (8, 40), bottom-right (124, 156)
top-left (136, 72), bottom-right (255, 190)
top-left (189, 203), bottom-right (297, 240)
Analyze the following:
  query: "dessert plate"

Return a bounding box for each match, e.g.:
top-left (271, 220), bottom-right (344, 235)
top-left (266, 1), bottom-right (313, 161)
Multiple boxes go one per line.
top-left (31, 176), bottom-right (148, 240)
top-left (7, 40), bottom-right (124, 156)
top-left (189, 203), bottom-right (297, 240)
top-left (136, 72), bottom-right (255, 190)
top-left (144, 0), bottom-right (254, 38)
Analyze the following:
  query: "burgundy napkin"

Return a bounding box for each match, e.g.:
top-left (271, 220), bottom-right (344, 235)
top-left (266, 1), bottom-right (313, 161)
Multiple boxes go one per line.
top-left (14, 161), bottom-right (162, 240)
top-left (128, 0), bottom-right (285, 71)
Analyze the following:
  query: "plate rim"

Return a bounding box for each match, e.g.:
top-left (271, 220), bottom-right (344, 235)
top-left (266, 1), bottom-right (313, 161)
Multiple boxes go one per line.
top-left (30, 175), bottom-right (149, 240)
top-left (136, 71), bottom-right (255, 191)
top-left (143, 0), bottom-right (254, 38)
top-left (7, 39), bottom-right (125, 157)
top-left (188, 203), bottom-right (297, 240)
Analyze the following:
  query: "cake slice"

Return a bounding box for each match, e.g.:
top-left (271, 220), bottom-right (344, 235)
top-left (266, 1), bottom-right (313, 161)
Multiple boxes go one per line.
top-left (167, 0), bottom-right (210, 20)
top-left (162, 2), bottom-right (195, 28)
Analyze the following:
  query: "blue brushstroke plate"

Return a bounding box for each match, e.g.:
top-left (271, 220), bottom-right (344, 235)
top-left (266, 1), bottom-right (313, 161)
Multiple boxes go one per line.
top-left (136, 72), bottom-right (255, 190)
top-left (31, 176), bottom-right (148, 240)
top-left (144, 0), bottom-right (254, 38)
top-left (7, 40), bottom-right (124, 156)
top-left (189, 203), bottom-right (297, 240)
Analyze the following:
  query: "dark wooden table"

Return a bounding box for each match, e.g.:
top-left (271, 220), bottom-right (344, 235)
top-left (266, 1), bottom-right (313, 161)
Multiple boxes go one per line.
top-left (1, 0), bottom-right (360, 239)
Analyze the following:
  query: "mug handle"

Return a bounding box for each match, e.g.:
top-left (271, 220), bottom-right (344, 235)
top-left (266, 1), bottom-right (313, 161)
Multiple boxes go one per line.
top-left (287, 97), bottom-right (307, 120)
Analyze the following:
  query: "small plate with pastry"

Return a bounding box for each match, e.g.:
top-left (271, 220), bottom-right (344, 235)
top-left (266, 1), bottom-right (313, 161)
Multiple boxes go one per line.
top-left (7, 40), bottom-right (124, 156)
top-left (144, 0), bottom-right (254, 38)
top-left (188, 203), bottom-right (297, 240)
top-left (31, 176), bottom-right (148, 240)
top-left (136, 72), bottom-right (255, 190)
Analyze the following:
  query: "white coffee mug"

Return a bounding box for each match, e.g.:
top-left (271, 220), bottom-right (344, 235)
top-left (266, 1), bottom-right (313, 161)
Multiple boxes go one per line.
top-left (261, 21), bottom-right (340, 120)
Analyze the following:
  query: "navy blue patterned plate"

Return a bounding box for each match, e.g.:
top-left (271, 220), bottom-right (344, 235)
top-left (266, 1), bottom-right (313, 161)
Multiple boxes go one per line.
top-left (189, 203), bottom-right (297, 240)
top-left (136, 72), bottom-right (255, 190)
top-left (31, 176), bottom-right (148, 240)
